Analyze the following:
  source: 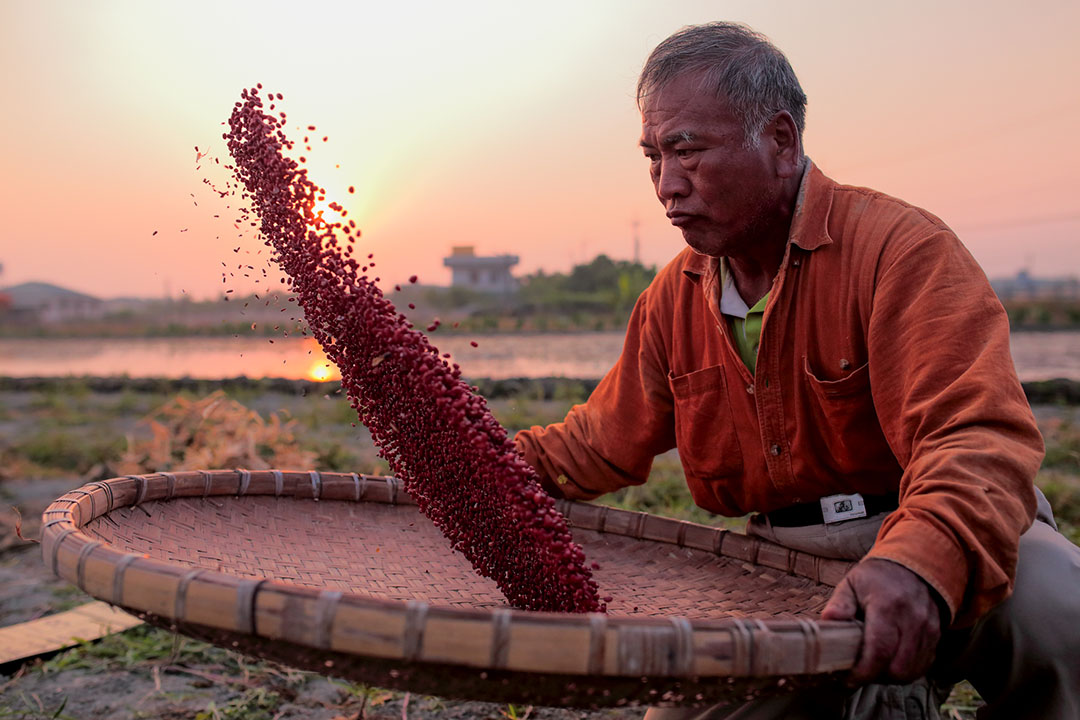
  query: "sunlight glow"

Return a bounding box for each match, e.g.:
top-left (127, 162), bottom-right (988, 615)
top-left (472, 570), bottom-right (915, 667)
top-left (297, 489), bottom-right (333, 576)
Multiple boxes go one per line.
top-left (307, 361), bottom-right (338, 383)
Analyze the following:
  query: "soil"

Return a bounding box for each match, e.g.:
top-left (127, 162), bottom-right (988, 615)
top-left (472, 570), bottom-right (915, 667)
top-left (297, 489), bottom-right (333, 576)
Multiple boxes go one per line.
top-left (2, 661), bottom-right (636, 719)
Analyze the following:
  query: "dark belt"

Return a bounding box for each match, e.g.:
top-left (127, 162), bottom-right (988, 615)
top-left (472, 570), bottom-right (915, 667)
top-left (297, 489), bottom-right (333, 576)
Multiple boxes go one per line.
top-left (767, 493), bottom-right (899, 528)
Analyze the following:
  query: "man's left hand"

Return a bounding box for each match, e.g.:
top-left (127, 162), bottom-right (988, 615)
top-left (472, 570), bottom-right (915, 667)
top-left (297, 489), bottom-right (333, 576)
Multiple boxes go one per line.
top-left (821, 558), bottom-right (944, 685)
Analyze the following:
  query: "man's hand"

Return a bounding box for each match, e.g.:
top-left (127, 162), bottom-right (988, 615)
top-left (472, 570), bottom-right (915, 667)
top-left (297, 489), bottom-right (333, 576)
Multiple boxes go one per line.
top-left (821, 558), bottom-right (943, 685)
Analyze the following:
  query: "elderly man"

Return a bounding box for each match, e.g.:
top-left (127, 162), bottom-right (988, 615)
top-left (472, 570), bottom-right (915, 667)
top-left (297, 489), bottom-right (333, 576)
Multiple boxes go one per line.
top-left (514, 22), bottom-right (1079, 720)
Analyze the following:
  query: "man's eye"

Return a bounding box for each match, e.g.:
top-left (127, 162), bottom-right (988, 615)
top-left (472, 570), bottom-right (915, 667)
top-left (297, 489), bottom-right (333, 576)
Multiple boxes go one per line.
top-left (675, 149), bottom-right (698, 158)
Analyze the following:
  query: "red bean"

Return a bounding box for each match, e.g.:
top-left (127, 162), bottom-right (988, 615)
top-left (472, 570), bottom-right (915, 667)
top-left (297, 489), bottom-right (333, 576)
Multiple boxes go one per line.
top-left (224, 88), bottom-right (603, 613)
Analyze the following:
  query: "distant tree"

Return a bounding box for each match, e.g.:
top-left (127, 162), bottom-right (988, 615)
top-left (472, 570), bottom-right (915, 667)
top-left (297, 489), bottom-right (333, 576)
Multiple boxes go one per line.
top-left (516, 255), bottom-right (656, 316)
top-left (566, 254), bottom-right (620, 292)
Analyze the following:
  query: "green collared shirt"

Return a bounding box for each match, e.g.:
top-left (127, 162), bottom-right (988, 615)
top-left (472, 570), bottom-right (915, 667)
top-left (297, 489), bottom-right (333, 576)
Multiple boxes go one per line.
top-left (718, 259), bottom-right (769, 374)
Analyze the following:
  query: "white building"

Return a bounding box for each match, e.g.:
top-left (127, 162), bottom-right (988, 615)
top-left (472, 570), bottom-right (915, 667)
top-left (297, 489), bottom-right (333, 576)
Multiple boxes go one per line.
top-left (442, 246), bottom-right (519, 293)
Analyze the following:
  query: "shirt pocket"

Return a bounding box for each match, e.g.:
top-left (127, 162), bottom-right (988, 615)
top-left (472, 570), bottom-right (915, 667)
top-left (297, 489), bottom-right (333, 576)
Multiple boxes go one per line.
top-left (668, 365), bottom-right (744, 479)
top-left (802, 357), bottom-right (893, 474)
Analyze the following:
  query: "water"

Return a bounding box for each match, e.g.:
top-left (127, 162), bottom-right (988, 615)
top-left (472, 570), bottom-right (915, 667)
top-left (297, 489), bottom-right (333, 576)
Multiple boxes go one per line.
top-left (0, 333), bottom-right (625, 382)
top-left (1, 330), bottom-right (1078, 381)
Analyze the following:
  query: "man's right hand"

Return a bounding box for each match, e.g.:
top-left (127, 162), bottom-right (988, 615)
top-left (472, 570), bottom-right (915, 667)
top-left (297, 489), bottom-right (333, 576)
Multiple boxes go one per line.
top-left (821, 557), bottom-right (944, 685)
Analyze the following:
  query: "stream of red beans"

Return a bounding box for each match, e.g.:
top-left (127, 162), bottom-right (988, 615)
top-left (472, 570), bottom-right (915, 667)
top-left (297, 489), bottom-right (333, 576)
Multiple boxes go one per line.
top-left (223, 86), bottom-right (604, 613)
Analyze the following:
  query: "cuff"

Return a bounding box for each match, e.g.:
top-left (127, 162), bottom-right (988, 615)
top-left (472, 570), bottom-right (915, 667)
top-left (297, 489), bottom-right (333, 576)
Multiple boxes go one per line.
top-left (864, 514), bottom-right (967, 626)
top-left (513, 431), bottom-right (565, 499)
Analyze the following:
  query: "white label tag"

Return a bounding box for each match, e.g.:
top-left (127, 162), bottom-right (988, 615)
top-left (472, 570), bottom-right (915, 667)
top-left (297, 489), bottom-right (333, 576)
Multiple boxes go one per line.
top-left (820, 493), bottom-right (867, 524)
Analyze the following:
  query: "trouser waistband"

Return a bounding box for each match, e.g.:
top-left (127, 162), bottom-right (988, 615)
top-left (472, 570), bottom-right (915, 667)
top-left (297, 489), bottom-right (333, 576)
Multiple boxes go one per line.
top-left (766, 493), bottom-right (898, 528)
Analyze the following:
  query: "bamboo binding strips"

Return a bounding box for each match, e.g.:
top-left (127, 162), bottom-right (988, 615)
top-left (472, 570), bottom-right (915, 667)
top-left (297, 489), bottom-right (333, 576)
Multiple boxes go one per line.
top-left (42, 470), bottom-right (861, 707)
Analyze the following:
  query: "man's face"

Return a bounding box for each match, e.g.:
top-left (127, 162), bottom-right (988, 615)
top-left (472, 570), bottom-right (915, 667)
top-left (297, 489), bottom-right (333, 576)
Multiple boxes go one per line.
top-left (640, 72), bottom-right (787, 259)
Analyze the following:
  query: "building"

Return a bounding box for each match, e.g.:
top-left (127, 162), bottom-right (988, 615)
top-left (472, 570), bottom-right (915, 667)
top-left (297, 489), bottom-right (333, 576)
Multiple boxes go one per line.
top-left (1, 282), bottom-right (106, 324)
top-left (442, 246), bottom-right (519, 293)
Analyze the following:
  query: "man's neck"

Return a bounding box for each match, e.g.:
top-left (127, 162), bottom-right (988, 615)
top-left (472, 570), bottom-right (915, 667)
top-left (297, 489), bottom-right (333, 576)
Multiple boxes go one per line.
top-left (724, 159), bottom-right (806, 306)
top-left (727, 254), bottom-right (780, 307)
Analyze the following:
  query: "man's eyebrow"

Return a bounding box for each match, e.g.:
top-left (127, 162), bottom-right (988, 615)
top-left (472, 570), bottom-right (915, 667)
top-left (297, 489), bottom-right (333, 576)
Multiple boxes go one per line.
top-left (664, 130), bottom-right (696, 146)
top-left (639, 130), bottom-right (696, 149)
top-left (660, 131), bottom-right (695, 147)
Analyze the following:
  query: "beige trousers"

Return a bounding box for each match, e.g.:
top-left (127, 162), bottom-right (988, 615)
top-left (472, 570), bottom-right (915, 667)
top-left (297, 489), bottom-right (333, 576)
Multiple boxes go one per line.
top-left (643, 489), bottom-right (1080, 720)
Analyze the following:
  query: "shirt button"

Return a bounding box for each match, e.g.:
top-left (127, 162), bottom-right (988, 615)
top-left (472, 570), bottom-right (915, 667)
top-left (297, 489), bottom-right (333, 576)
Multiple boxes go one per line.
top-left (746, 384), bottom-right (755, 395)
top-left (770, 444), bottom-right (782, 456)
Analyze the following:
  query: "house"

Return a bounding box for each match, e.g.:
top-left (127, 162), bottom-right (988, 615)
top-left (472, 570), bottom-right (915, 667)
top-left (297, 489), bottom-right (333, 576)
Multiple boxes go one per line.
top-left (1, 282), bottom-right (106, 323)
top-left (442, 246), bottom-right (519, 293)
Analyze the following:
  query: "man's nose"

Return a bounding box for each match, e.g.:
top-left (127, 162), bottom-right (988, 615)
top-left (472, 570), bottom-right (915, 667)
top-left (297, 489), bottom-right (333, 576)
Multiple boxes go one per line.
top-left (656, 159), bottom-right (690, 201)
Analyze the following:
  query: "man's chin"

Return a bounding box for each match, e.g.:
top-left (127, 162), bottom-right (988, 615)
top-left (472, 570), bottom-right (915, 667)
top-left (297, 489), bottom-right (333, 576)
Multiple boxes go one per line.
top-left (684, 234), bottom-right (727, 259)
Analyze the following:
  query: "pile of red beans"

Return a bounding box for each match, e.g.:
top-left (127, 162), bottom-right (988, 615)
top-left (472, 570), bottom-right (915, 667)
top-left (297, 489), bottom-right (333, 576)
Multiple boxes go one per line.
top-left (224, 87), bottom-right (603, 613)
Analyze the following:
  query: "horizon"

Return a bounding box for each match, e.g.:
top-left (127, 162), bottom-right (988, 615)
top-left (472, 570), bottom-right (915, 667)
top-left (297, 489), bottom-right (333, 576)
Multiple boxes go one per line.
top-left (3, 258), bottom-right (1078, 303)
top-left (1, 1), bottom-right (1078, 302)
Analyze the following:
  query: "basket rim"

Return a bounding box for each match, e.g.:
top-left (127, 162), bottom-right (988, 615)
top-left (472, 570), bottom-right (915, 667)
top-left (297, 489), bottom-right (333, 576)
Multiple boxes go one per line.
top-left (41, 469), bottom-right (860, 682)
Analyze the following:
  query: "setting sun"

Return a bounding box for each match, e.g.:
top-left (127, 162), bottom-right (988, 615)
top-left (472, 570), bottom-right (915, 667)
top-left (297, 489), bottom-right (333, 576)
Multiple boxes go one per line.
top-left (307, 361), bottom-right (338, 383)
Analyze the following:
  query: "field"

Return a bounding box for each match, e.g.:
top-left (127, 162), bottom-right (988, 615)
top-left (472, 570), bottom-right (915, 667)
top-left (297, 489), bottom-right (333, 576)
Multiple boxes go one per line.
top-left (1, 380), bottom-right (1077, 719)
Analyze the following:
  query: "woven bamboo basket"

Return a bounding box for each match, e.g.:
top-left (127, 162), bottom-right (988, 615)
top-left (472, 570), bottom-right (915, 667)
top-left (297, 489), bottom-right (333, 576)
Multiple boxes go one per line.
top-left (41, 470), bottom-right (861, 708)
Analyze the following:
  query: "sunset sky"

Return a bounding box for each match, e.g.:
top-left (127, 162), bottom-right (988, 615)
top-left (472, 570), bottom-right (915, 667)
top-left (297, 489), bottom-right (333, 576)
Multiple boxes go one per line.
top-left (1, 0), bottom-right (1077, 301)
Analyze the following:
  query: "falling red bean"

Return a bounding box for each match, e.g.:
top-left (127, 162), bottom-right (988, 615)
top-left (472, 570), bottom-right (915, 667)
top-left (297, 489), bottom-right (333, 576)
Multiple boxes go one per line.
top-left (224, 87), bottom-right (603, 614)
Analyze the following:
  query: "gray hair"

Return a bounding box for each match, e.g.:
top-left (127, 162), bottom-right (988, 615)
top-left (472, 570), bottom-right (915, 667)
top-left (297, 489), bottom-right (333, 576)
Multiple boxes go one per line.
top-left (637, 22), bottom-right (807, 150)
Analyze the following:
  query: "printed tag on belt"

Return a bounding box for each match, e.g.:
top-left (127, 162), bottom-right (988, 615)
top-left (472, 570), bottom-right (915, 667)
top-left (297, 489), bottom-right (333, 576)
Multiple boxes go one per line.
top-left (820, 493), bottom-right (867, 524)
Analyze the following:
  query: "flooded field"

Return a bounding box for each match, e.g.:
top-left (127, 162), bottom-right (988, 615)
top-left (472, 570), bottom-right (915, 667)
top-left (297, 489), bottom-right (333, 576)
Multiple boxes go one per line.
top-left (1, 330), bottom-right (1078, 381)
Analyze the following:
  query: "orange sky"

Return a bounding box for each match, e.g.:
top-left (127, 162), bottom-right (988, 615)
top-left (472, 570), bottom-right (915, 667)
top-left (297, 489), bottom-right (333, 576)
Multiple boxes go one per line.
top-left (1, 0), bottom-right (1077, 300)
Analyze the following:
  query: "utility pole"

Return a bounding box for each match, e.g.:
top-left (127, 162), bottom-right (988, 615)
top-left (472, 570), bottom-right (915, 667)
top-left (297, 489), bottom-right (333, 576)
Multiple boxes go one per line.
top-left (631, 219), bottom-right (641, 265)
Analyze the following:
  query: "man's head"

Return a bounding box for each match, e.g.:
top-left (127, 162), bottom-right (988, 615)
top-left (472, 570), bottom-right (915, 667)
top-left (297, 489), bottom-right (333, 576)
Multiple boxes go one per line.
top-left (637, 23), bottom-right (806, 264)
top-left (637, 22), bottom-right (806, 152)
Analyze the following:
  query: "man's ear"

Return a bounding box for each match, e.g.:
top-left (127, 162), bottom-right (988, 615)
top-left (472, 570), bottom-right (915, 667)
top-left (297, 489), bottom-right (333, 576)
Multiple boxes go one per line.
top-left (766, 110), bottom-right (801, 179)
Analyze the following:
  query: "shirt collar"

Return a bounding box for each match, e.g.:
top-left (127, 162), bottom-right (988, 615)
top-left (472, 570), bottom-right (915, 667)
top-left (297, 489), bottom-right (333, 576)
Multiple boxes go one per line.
top-left (718, 259), bottom-right (751, 319)
top-left (681, 159), bottom-right (834, 284)
top-left (788, 159), bottom-right (834, 252)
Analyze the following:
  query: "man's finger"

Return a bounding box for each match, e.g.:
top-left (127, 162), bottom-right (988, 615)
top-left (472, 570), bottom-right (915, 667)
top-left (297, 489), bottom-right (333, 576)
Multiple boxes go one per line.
top-left (885, 622), bottom-right (924, 682)
top-left (821, 578), bottom-right (858, 621)
top-left (887, 601), bottom-right (940, 681)
top-left (850, 608), bottom-right (899, 685)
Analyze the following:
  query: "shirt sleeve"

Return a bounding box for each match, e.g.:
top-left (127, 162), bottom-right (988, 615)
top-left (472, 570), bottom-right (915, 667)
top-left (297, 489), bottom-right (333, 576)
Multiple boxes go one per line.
top-left (514, 279), bottom-right (678, 500)
top-left (863, 226), bottom-right (1043, 627)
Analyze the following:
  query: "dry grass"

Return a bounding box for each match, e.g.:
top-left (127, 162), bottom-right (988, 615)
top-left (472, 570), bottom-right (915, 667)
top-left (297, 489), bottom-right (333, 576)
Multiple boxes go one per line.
top-left (111, 390), bottom-right (317, 475)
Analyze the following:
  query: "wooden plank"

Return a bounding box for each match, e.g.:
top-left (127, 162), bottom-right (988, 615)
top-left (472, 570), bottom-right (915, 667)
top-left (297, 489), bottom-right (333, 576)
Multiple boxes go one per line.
top-left (0, 601), bottom-right (142, 666)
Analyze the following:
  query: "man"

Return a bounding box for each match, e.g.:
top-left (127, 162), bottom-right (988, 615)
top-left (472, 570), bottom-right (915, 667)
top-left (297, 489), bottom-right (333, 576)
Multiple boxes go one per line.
top-left (514, 22), bottom-right (1080, 720)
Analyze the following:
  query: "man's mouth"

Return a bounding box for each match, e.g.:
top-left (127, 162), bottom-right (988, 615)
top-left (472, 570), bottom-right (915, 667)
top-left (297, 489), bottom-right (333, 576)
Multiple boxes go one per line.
top-left (667, 212), bottom-right (695, 227)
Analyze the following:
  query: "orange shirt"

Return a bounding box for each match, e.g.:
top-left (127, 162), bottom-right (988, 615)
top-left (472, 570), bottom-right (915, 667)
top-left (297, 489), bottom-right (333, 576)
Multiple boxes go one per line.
top-left (515, 162), bottom-right (1044, 626)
